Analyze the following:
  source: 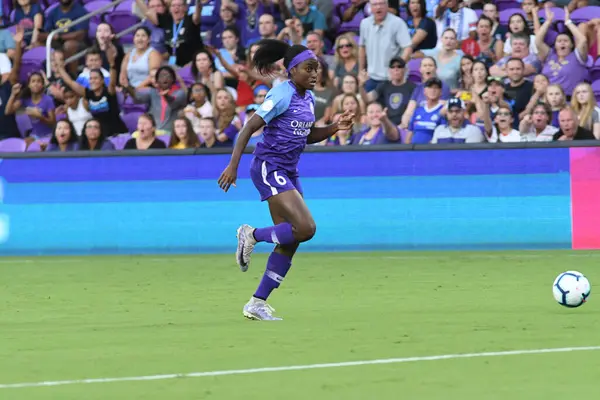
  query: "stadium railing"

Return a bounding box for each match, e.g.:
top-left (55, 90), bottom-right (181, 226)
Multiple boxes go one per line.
top-left (45, 0), bottom-right (145, 76)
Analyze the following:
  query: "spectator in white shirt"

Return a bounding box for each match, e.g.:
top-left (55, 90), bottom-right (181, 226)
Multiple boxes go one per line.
top-left (359, 0), bottom-right (412, 92)
top-left (519, 103), bottom-right (559, 141)
top-left (0, 52), bottom-right (11, 83)
top-left (434, 0), bottom-right (477, 45)
top-left (483, 104), bottom-right (524, 142)
top-left (431, 96), bottom-right (485, 143)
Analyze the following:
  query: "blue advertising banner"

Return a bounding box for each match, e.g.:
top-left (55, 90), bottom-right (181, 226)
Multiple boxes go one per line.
top-left (0, 148), bottom-right (573, 255)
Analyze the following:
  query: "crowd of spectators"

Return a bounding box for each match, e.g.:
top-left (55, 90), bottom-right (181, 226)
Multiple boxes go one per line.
top-left (1, 0), bottom-right (600, 152)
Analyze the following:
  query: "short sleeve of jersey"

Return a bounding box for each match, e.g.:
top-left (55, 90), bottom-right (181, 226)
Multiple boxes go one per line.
top-left (256, 82), bottom-right (294, 124)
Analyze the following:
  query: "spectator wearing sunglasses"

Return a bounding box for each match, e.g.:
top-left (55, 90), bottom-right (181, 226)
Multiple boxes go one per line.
top-left (360, 57), bottom-right (416, 125)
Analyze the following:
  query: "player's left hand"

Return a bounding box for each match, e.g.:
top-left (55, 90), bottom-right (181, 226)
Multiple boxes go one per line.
top-left (337, 109), bottom-right (355, 132)
top-left (218, 164), bottom-right (238, 192)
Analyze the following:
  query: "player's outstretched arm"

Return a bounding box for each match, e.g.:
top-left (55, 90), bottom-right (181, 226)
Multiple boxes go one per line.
top-left (307, 110), bottom-right (355, 144)
top-left (217, 114), bottom-right (266, 192)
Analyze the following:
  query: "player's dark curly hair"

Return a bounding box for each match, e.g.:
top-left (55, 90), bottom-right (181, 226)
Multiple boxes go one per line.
top-left (253, 39), bottom-right (309, 75)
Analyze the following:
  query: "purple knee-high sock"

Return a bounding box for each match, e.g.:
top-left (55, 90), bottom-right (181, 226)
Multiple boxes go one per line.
top-left (253, 223), bottom-right (295, 245)
top-left (254, 252), bottom-right (293, 300)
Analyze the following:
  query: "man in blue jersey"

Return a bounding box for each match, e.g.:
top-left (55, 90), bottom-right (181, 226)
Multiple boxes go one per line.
top-left (431, 97), bottom-right (484, 143)
top-left (407, 77), bottom-right (445, 143)
top-left (399, 56), bottom-right (451, 129)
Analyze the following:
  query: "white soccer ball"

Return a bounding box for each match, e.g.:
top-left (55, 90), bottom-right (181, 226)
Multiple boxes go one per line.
top-left (552, 271), bottom-right (591, 308)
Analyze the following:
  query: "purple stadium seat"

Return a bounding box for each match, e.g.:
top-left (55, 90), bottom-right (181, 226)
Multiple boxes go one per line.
top-left (408, 58), bottom-right (421, 74)
top-left (408, 72), bottom-right (421, 84)
top-left (337, 5), bottom-right (363, 34)
top-left (157, 135), bottom-right (170, 146)
top-left (43, 3), bottom-right (59, 18)
top-left (474, 9), bottom-right (483, 19)
top-left (592, 80), bottom-right (600, 103)
top-left (178, 65), bottom-right (195, 86)
top-left (84, 0), bottom-right (111, 20)
top-left (19, 46), bottom-right (46, 83)
top-left (105, 1), bottom-right (140, 44)
top-left (571, 7), bottom-right (600, 24)
top-left (84, 1), bottom-right (112, 40)
top-left (497, 1), bottom-right (520, 12)
top-left (499, 9), bottom-right (525, 26)
top-left (0, 138), bottom-right (27, 152)
top-left (591, 58), bottom-right (600, 82)
top-left (399, 128), bottom-right (408, 144)
top-left (544, 28), bottom-right (558, 47)
top-left (119, 93), bottom-right (148, 113)
top-left (121, 111), bottom-right (143, 133)
top-left (538, 7), bottom-right (565, 22)
top-left (110, 133), bottom-right (132, 150)
top-left (15, 113), bottom-right (32, 137)
top-left (26, 140), bottom-right (42, 152)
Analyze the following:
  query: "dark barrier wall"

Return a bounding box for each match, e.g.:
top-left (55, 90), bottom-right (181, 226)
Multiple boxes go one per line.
top-left (0, 146), bottom-right (598, 255)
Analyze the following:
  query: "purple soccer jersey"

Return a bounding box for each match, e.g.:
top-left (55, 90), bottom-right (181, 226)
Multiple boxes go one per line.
top-left (249, 80), bottom-right (315, 200)
top-left (254, 80), bottom-right (315, 172)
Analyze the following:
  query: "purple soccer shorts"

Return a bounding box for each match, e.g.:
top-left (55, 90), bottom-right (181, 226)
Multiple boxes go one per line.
top-left (249, 157), bottom-right (304, 201)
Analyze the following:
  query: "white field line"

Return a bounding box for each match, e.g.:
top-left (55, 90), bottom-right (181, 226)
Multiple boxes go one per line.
top-left (0, 252), bottom-right (599, 265)
top-left (1, 346), bottom-right (599, 390)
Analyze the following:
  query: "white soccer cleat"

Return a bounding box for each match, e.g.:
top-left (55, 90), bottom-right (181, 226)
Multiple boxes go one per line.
top-left (243, 297), bottom-right (282, 321)
top-left (236, 224), bottom-right (257, 272)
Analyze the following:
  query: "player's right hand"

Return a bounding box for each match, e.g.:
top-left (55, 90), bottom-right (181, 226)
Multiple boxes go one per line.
top-left (218, 164), bottom-right (237, 192)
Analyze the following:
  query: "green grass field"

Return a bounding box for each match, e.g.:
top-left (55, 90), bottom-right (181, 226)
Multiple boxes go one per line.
top-left (0, 250), bottom-right (599, 399)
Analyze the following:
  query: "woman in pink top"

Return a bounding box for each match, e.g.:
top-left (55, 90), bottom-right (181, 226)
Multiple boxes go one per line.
top-left (535, 6), bottom-right (590, 98)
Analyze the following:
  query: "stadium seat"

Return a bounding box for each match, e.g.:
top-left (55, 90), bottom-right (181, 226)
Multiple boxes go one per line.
top-left (19, 46), bottom-right (46, 83)
top-left (592, 80), bottom-right (600, 103)
top-left (591, 59), bottom-right (600, 82)
top-left (399, 128), bottom-right (409, 143)
top-left (337, 5), bottom-right (363, 34)
top-left (538, 7), bottom-right (565, 21)
top-left (121, 112), bottom-right (143, 134)
top-left (118, 93), bottom-right (148, 113)
top-left (408, 58), bottom-right (421, 74)
top-left (497, 1), bottom-right (521, 12)
top-left (157, 135), bottom-right (170, 147)
top-left (499, 9), bottom-right (525, 26)
top-left (178, 65), bottom-right (195, 87)
top-left (105, 1), bottom-right (140, 44)
top-left (26, 141), bottom-right (42, 152)
top-left (571, 6), bottom-right (600, 24)
top-left (110, 133), bottom-right (132, 150)
top-left (0, 138), bottom-right (27, 152)
top-left (544, 28), bottom-right (558, 47)
top-left (43, 3), bottom-right (59, 18)
top-left (84, 0), bottom-right (113, 41)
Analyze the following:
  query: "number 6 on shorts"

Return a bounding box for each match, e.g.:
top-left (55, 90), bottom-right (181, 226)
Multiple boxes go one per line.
top-left (274, 171), bottom-right (287, 185)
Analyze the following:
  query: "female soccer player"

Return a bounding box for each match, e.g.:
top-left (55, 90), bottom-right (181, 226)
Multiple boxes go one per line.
top-left (218, 40), bottom-right (355, 321)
